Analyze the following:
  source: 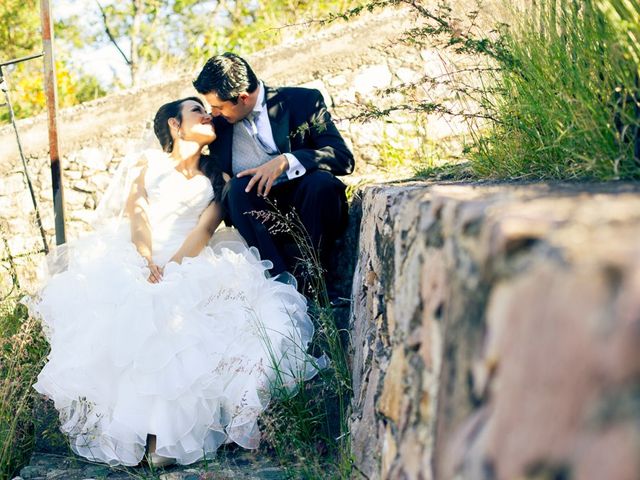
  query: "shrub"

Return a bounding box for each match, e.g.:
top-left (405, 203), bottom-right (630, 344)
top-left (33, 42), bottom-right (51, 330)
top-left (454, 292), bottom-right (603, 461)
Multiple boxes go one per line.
top-left (471, 0), bottom-right (640, 180)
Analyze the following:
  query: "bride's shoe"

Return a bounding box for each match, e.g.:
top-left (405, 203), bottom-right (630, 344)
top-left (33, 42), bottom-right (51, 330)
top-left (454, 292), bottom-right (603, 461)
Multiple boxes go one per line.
top-left (147, 451), bottom-right (176, 468)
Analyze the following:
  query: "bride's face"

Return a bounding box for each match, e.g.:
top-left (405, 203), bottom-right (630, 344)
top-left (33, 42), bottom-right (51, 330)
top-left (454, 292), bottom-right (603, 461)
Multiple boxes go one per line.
top-left (178, 100), bottom-right (216, 145)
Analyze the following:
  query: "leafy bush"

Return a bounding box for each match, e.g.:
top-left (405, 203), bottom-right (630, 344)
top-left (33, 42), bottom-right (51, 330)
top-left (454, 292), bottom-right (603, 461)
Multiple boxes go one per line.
top-left (0, 292), bottom-right (48, 479)
top-left (332, 0), bottom-right (639, 180)
top-left (471, 0), bottom-right (640, 180)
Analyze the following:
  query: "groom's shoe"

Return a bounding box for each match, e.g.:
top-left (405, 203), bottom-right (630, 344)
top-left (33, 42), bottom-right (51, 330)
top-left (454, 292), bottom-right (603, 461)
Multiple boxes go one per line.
top-left (329, 295), bottom-right (350, 309)
top-left (327, 287), bottom-right (350, 309)
top-left (147, 451), bottom-right (176, 468)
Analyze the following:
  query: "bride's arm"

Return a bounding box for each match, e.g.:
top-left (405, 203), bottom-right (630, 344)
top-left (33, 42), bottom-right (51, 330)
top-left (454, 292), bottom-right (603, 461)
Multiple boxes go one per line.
top-left (125, 165), bottom-right (162, 283)
top-left (168, 201), bottom-right (224, 265)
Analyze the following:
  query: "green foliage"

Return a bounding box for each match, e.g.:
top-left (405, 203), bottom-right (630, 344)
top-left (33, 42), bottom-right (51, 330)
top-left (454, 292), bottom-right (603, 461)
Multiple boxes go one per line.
top-left (57, 0), bottom-right (369, 87)
top-left (471, 0), bottom-right (640, 180)
top-left (249, 202), bottom-right (353, 479)
top-left (338, 0), bottom-right (640, 181)
top-left (0, 59), bottom-right (107, 123)
top-left (0, 2), bottom-right (107, 125)
top-left (1, 0), bottom-right (366, 123)
top-left (414, 161), bottom-right (474, 181)
top-left (0, 294), bottom-right (48, 479)
top-left (0, 227), bottom-right (47, 478)
top-left (599, 0), bottom-right (640, 64)
top-left (0, 0), bottom-right (40, 60)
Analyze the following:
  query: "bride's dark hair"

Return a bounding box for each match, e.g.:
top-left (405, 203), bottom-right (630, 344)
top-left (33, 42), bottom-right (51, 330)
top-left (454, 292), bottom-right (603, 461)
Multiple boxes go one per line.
top-left (153, 96), bottom-right (226, 204)
top-left (153, 96), bottom-right (205, 153)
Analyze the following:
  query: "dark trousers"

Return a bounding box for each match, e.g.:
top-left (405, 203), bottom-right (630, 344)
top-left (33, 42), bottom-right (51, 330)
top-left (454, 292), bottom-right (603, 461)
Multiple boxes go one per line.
top-left (222, 170), bottom-right (348, 277)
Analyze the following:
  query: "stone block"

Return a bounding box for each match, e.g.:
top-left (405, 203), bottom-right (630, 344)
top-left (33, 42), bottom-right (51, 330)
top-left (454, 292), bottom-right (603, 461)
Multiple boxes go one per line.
top-left (74, 148), bottom-right (111, 172)
top-left (381, 423), bottom-right (397, 478)
top-left (64, 170), bottom-right (82, 181)
top-left (378, 348), bottom-right (406, 424)
top-left (2, 173), bottom-right (26, 195)
top-left (395, 67), bottom-right (422, 84)
top-left (354, 64), bottom-right (393, 96)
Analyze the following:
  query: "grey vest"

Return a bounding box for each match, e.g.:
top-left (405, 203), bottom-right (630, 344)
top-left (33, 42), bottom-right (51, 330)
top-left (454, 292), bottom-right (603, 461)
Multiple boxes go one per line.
top-left (231, 122), bottom-right (279, 175)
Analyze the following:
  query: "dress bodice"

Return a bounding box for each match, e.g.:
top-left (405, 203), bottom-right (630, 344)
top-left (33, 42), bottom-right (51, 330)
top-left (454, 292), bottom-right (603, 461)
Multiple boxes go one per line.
top-left (143, 153), bottom-right (214, 264)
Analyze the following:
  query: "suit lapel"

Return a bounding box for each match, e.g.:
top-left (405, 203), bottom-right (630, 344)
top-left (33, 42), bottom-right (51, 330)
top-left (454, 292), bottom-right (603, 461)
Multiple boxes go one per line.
top-left (265, 86), bottom-right (290, 154)
top-left (212, 116), bottom-right (233, 174)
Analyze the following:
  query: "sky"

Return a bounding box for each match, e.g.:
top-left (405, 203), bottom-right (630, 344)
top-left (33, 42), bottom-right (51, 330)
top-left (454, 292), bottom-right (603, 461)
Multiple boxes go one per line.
top-left (53, 0), bottom-right (130, 86)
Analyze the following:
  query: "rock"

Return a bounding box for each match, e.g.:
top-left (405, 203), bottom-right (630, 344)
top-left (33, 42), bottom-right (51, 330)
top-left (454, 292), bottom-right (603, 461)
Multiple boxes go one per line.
top-left (72, 180), bottom-right (96, 193)
top-left (45, 470), bottom-right (66, 479)
top-left (82, 465), bottom-right (110, 478)
top-left (90, 172), bottom-right (111, 192)
top-left (21, 445), bottom-right (292, 479)
top-left (2, 173), bottom-right (26, 195)
top-left (381, 423), bottom-right (397, 478)
top-left (76, 148), bottom-right (111, 172)
top-left (253, 467), bottom-right (288, 479)
top-left (159, 473), bottom-right (186, 480)
top-left (198, 470), bottom-right (236, 479)
top-left (83, 196), bottom-right (96, 210)
top-left (395, 67), bottom-right (422, 84)
top-left (378, 348), bottom-right (406, 423)
top-left (326, 74), bottom-right (347, 87)
top-left (69, 210), bottom-right (96, 225)
top-left (64, 170), bottom-right (83, 181)
top-left (19, 465), bottom-right (44, 479)
top-left (420, 50), bottom-right (448, 78)
top-left (353, 64), bottom-right (393, 96)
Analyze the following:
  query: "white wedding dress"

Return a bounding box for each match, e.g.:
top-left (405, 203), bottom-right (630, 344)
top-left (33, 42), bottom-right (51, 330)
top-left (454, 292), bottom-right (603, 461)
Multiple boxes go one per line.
top-left (28, 152), bottom-right (318, 466)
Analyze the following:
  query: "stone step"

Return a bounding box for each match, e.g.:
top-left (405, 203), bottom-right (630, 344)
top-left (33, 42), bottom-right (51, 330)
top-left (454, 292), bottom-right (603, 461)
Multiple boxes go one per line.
top-left (16, 449), bottom-right (289, 480)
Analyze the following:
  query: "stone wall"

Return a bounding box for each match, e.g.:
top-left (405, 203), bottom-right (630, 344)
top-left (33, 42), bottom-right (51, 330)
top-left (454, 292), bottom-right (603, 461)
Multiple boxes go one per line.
top-left (349, 182), bottom-right (640, 480)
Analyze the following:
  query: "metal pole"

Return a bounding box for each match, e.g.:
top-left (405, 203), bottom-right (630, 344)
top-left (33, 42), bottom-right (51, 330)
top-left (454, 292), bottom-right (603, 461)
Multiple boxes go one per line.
top-left (40, 0), bottom-right (66, 245)
top-left (0, 53), bottom-right (45, 68)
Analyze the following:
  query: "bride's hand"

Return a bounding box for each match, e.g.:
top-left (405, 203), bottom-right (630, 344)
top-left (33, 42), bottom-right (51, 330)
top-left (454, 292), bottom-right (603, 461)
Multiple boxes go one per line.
top-left (147, 262), bottom-right (164, 283)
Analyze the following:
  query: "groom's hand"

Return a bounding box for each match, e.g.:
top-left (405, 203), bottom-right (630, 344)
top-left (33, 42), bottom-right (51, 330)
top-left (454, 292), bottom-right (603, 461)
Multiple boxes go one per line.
top-left (238, 155), bottom-right (289, 197)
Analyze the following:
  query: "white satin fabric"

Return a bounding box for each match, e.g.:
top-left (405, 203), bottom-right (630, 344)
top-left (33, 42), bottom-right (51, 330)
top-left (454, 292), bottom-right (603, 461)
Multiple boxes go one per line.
top-left (28, 154), bottom-right (318, 466)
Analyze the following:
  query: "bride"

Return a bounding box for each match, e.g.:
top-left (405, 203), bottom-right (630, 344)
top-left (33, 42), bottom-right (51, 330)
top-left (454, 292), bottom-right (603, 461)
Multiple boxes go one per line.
top-left (27, 97), bottom-right (318, 468)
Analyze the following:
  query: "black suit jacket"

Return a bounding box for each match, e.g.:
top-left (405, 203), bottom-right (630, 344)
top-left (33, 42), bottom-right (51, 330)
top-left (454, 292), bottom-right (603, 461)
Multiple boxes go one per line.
top-left (206, 85), bottom-right (354, 181)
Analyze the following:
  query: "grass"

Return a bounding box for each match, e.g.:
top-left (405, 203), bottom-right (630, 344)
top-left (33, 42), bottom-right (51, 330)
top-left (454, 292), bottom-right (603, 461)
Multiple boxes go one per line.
top-left (0, 289), bottom-right (48, 479)
top-left (414, 161), bottom-right (475, 181)
top-left (469, 0), bottom-right (640, 180)
top-left (0, 230), bottom-right (51, 479)
top-left (248, 201), bottom-right (354, 479)
top-left (339, 0), bottom-right (640, 182)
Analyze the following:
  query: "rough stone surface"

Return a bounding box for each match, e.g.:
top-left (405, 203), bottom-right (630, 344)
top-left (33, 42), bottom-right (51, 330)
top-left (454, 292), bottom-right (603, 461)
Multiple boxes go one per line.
top-left (349, 182), bottom-right (640, 480)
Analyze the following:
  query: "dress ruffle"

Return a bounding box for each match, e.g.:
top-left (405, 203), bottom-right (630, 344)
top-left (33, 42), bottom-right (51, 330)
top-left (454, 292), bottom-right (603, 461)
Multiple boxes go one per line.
top-left (29, 230), bottom-right (318, 466)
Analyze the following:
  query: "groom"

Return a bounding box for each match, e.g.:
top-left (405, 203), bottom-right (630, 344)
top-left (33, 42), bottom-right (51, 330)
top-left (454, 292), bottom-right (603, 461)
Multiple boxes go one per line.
top-left (193, 52), bottom-right (354, 279)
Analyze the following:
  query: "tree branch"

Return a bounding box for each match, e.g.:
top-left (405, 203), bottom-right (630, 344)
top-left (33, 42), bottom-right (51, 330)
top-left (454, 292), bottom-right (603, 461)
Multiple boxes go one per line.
top-left (95, 0), bottom-right (131, 66)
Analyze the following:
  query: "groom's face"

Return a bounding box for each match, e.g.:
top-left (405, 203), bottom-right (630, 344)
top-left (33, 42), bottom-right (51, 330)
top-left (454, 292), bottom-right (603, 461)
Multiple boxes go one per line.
top-left (203, 91), bottom-right (253, 125)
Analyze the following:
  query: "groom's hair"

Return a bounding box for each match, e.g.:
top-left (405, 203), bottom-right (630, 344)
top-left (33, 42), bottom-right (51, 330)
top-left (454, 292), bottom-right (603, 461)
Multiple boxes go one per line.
top-left (193, 53), bottom-right (258, 104)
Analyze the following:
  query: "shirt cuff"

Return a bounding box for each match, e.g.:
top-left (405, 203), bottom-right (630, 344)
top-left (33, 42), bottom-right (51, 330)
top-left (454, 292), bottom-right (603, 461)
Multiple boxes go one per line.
top-left (284, 153), bottom-right (306, 179)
